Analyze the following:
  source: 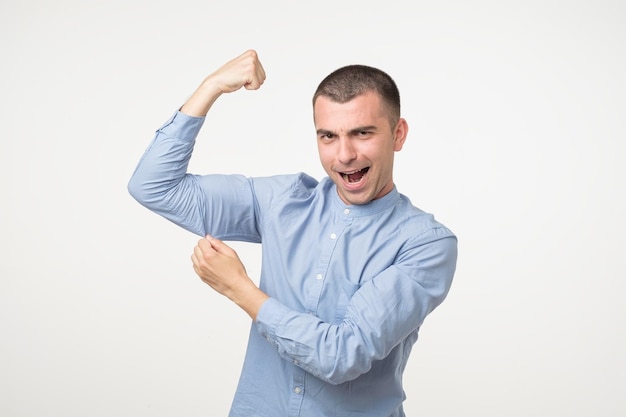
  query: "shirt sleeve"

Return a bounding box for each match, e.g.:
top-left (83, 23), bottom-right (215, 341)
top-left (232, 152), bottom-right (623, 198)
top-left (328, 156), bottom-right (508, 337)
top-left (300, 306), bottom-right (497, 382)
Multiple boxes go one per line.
top-left (127, 111), bottom-right (261, 241)
top-left (254, 226), bottom-right (457, 385)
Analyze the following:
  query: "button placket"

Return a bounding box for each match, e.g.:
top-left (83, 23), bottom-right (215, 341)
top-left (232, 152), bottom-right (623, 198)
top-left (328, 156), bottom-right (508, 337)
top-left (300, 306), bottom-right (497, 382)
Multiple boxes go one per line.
top-left (307, 210), bottom-right (350, 316)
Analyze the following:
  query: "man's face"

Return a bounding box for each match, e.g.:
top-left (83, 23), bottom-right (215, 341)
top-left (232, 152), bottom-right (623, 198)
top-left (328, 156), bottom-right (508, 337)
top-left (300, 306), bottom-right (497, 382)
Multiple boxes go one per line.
top-left (314, 92), bottom-right (408, 206)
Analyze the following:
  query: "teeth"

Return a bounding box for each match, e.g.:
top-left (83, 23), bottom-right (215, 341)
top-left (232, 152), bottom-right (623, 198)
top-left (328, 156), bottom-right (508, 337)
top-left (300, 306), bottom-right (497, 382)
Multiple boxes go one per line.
top-left (341, 168), bottom-right (367, 183)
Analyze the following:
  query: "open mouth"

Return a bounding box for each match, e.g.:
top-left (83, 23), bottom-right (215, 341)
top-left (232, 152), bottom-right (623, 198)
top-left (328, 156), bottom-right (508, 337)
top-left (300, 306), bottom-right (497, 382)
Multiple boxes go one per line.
top-left (341, 167), bottom-right (369, 184)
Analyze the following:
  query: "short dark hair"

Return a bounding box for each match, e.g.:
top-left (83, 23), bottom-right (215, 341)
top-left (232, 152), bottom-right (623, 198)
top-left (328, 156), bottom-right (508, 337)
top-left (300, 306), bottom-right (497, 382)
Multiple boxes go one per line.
top-left (313, 64), bottom-right (401, 125)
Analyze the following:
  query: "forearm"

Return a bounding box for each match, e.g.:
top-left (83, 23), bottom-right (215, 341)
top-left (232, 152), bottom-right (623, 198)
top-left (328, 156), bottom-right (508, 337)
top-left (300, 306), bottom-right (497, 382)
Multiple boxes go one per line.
top-left (228, 281), bottom-right (270, 321)
top-left (255, 278), bottom-right (426, 385)
top-left (255, 235), bottom-right (458, 385)
top-left (180, 77), bottom-right (224, 117)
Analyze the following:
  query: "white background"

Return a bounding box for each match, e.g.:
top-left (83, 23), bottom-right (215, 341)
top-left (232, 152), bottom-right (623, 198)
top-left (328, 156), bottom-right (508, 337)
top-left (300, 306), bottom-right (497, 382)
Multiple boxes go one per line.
top-left (1, 0), bottom-right (624, 415)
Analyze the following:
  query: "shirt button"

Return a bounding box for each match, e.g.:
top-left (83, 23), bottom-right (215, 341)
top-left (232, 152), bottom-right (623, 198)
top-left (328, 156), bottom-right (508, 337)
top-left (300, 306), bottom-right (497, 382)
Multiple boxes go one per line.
top-left (294, 387), bottom-right (302, 394)
top-left (330, 233), bottom-right (337, 240)
top-left (344, 208), bottom-right (350, 215)
top-left (316, 274), bottom-right (323, 280)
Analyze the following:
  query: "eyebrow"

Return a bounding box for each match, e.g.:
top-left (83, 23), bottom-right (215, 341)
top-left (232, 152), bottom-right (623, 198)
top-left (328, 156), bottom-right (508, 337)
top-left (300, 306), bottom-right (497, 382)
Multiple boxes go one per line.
top-left (351, 125), bottom-right (377, 134)
top-left (316, 129), bottom-right (333, 136)
top-left (316, 125), bottom-right (378, 136)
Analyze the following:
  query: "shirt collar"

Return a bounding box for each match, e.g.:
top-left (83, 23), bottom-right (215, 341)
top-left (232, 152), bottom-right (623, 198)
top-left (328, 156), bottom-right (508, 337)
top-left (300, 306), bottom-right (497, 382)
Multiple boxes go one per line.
top-left (330, 183), bottom-right (400, 217)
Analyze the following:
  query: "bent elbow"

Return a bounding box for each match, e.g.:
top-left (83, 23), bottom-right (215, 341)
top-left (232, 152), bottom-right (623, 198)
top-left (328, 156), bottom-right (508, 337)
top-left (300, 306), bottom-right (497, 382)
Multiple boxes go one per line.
top-left (127, 174), bottom-right (149, 206)
top-left (127, 172), bottom-right (164, 210)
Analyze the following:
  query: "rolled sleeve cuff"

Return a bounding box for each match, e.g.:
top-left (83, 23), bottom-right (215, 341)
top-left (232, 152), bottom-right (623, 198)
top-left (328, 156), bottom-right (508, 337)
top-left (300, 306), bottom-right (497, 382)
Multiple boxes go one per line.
top-left (157, 110), bottom-right (205, 142)
top-left (255, 297), bottom-right (289, 342)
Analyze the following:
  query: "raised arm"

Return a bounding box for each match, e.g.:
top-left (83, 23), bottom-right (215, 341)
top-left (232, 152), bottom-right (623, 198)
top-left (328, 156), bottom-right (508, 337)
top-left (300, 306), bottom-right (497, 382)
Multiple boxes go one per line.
top-left (127, 50), bottom-right (266, 236)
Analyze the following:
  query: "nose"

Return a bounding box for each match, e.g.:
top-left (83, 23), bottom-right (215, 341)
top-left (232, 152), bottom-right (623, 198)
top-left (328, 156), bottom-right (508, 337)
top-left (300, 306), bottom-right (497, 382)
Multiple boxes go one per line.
top-left (337, 137), bottom-right (357, 165)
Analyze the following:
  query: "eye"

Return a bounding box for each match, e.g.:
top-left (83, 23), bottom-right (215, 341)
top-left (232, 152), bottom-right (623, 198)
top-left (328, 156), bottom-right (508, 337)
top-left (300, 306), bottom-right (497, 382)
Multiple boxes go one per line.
top-left (318, 132), bottom-right (335, 141)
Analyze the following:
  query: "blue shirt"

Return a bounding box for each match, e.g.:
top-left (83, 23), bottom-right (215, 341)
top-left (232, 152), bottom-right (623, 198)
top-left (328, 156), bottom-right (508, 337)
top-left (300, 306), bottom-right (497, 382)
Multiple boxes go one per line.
top-left (128, 111), bottom-right (458, 417)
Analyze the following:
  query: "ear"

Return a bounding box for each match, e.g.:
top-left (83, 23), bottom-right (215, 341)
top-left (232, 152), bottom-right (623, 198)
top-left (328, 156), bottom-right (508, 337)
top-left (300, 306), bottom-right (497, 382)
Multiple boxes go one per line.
top-left (393, 118), bottom-right (409, 152)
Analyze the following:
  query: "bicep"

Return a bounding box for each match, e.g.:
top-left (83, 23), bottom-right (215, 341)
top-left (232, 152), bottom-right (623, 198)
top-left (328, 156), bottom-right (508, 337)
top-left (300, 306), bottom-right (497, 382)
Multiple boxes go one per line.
top-left (195, 174), bottom-right (261, 242)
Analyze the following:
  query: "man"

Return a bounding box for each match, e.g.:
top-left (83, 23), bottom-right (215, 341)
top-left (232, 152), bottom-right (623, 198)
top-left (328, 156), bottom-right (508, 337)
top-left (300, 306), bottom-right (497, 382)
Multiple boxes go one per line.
top-left (128, 49), bottom-right (457, 417)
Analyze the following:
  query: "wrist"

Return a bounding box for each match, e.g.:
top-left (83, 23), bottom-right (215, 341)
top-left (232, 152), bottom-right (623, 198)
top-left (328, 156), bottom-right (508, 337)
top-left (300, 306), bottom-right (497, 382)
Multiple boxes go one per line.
top-left (180, 78), bottom-right (223, 117)
top-left (230, 281), bottom-right (269, 321)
